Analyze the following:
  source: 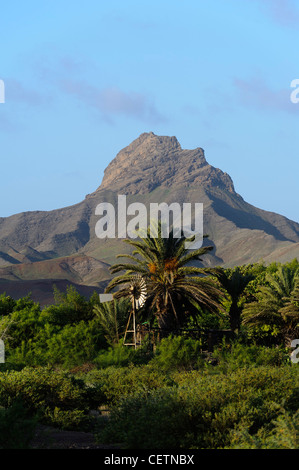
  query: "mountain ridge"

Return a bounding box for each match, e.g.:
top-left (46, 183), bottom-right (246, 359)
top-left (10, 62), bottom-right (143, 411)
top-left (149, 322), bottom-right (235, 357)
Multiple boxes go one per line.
top-left (0, 132), bottom-right (298, 303)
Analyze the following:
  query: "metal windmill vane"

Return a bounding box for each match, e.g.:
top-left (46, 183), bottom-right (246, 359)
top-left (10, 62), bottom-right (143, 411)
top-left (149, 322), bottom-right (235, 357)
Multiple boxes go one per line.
top-left (129, 275), bottom-right (147, 310)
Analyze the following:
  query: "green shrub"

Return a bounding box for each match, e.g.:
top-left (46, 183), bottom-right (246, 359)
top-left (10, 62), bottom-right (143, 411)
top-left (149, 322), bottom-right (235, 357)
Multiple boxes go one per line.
top-left (93, 298), bottom-right (130, 346)
top-left (0, 401), bottom-right (37, 449)
top-left (99, 388), bottom-right (187, 449)
top-left (0, 294), bottom-right (16, 317)
top-left (43, 407), bottom-right (92, 431)
top-left (5, 322), bottom-right (59, 367)
top-left (100, 366), bottom-right (299, 449)
top-left (0, 367), bottom-right (88, 418)
top-left (230, 409), bottom-right (299, 449)
top-left (5, 319), bottom-right (106, 368)
top-left (41, 285), bottom-right (96, 326)
top-left (2, 303), bottom-right (43, 349)
top-left (84, 364), bottom-right (172, 407)
top-left (94, 341), bottom-right (151, 369)
top-left (150, 335), bottom-right (204, 372)
top-left (45, 319), bottom-right (106, 367)
top-left (211, 341), bottom-right (290, 371)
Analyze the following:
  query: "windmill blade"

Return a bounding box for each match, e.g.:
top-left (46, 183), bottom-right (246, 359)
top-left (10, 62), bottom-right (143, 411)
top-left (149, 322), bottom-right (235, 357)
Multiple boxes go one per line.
top-left (129, 274), bottom-right (147, 310)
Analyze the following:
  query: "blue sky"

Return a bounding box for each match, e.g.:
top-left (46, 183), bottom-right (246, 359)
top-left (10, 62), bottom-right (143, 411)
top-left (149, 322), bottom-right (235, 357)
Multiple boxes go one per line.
top-left (0, 0), bottom-right (298, 222)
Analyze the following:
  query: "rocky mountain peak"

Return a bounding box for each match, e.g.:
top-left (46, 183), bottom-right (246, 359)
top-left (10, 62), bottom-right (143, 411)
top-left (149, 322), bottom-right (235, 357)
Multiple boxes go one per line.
top-left (123, 132), bottom-right (182, 154)
top-left (98, 132), bottom-right (235, 195)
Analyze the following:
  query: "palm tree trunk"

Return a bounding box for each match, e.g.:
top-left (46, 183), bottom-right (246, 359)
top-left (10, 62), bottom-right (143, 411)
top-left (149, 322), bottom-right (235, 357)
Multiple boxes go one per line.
top-left (229, 301), bottom-right (241, 332)
top-left (156, 300), bottom-right (176, 336)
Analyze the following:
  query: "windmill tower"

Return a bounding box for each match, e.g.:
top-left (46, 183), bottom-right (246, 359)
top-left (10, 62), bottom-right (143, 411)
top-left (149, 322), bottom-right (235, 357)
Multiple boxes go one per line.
top-left (123, 275), bottom-right (147, 349)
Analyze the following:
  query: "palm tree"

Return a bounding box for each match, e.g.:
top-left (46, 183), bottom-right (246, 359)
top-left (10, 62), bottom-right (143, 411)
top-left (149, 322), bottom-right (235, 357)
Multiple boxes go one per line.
top-left (278, 281), bottom-right (299, 342)
top-left (93, 298), bottom-right (130, 345)
top-left (214, 267), bottom-right (254, 332)
top-left (105, 224), bottom-right (223, 333)
top-left (242, 265), bottom-right (299, 344)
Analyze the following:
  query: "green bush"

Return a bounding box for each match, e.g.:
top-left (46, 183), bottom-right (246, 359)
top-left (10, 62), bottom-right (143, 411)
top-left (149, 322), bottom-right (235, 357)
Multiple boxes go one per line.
top-left (230, 410), bottom-right (299, 449)
top-left (45, 319), bottom-right (106, 367)
top-left (99, 388), bottom-right (187, 449)
top-left (41, 285), bottom-right (97, 326)
top-left (100, 366), bottom-right (299, 449)
top-left (211, 341), bottom-right (290, 371)
top-left (0, 401), bottom-right (37, 449)
top-left (5, 323), bottom-right (59, 367)
top-left (94, 341), bottom-right (151, 368)
top-left (1, 303), bottom-right (43, 349)
top-left (0, 367), bottom-right (89, 425)
top-left (43, 407), bottom-right (92, 431)
top-left (150, 335), bottom-right (204, 372)
top-left (0, 294), bottom-right (16, 317)
top-left (0, 287), bottom-right (108, 369)
top-left (84, 364), bottom-right (172, 407)
top-left (5, 319), bottom-right (106, 368)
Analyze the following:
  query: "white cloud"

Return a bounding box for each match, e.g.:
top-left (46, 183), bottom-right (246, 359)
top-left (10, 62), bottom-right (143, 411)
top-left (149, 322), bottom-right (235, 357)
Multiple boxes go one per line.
top-left (58, 79), bottom-right (166, 124)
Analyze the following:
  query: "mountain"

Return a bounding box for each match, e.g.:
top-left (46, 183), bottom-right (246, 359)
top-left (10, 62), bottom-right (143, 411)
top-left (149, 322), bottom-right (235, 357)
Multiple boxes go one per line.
top-left (98, 132), bottom-right (235, 194)
top-left (0, 132), bottom-right (298, 304)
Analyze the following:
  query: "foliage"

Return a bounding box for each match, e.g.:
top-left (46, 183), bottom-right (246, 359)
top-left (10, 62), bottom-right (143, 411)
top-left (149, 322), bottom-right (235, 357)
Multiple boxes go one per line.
top-left (150, 335), bottom-right (204, 372)
top-left (100, 366), bottom-right (299, 449)
top-left (230, 409), bottom-right (299, 449)
top-left (84, 364), bottom-right (172, 407)
top-left (214, 266), bottom-right (254, 331)
top-left (0, 367), bottom-right (89, 422)
top-left (0, 401), bottom-right (37, 449)
top-left (0, 288), bottom-right (107, 368)
top-left (1, 302), bottom-right (44, 350)
top-left (4, 319), bottom-right (107, 368)
top-left (0, 293), bottom-right (16, 317)
top-left (99, 387), bottom-right (187, 449)
top-left (0, 263), bottom-right (298, 448)
top-left (44, 319), bottom-right (106, 367)
top-left (43, 407), bottom-right (91, 431)
top-left (280, 281), bottom-right (299, 327)
top-left (93, 298), bottom-right (130, 345)
top-left (185, 306), bottom-right (226, 329)
top-left (94, 341), bottom-right (151, 368)
top-left (40, 285), bottom-right (97, 326)
top-left (211, 340), bottom-right (290, 372)
top-left (242, 264), bottom-right (299, 344)
top-left (106, 223), bottom-right (223, 332)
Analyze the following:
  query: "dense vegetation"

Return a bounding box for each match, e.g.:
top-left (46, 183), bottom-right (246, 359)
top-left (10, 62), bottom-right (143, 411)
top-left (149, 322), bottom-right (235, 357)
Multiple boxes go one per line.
top-left (0, 257), bottom-right (298, 449)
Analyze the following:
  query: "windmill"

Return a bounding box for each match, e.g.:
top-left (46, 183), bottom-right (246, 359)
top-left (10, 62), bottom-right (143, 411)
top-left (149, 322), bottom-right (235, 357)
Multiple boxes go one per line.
top-left (123, 275), bottom-right (147, 349)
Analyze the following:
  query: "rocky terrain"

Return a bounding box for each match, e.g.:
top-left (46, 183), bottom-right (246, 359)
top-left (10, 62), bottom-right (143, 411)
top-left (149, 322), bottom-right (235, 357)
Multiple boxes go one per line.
top-left (99, 132), bottom-right (235, 194)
